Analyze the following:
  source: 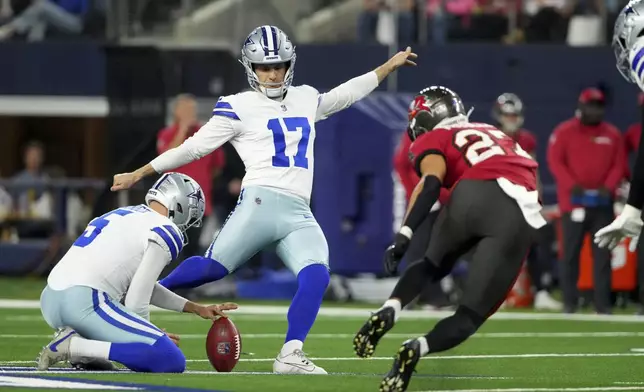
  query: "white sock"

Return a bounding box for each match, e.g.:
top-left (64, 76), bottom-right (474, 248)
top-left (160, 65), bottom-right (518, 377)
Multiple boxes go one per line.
top-left (417, 337), bottom-right (429, 356)
top-left (69, 336), bottom-right (111, 360)
top-left (381, 298), bottom-right (402, 321)
top-left (280, 339), bottom-right (303, 356)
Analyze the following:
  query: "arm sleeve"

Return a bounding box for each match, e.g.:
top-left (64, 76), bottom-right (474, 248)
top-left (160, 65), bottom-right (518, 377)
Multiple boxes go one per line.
top-left (315, 71), bottom-right (379, 121)
top-left (150, 283), bottom-right (188, 313)
top-left (124, 240), bottom-right (172, 320)
top-left (150, 114), bottom-right (238, 174)
top-left (546, 125), bottom-right (576, 190)
top-left (410, 131), bottom-right (447, 177)
top-left (604, 127), bottom-right (626, 191)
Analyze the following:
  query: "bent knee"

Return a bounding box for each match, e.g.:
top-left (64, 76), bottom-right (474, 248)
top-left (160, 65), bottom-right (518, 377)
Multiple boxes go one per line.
top-left (298, 263), bottom-right (330, 291)
top-left (149, 336), bottom-right (186, 373)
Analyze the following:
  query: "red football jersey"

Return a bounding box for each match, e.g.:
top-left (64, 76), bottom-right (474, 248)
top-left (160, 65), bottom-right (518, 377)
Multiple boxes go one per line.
top-left (512, 129), bottom-right (537, 155)
top-left (409, 122), bottom-right (538, 191)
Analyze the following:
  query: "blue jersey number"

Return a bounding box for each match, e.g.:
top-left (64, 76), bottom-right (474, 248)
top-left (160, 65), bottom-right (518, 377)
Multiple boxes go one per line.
top-left (268, 117), bottom-right (311, 169)
top-left (73, 208), bottom-right (134, 248)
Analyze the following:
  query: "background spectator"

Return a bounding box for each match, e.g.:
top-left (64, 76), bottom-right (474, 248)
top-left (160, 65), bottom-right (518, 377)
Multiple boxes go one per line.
top-left (547, 88), bottom-right (624, 314)
top-left (358, 0), bottom-right (415, 44)
top-left (0, 0), bottom-right (90, 41)
top-left (157, 94), bottom-right (226, 261)
top-left (11, 141), bottom-right (50, 219)
top-left (523, 0), bottom-right (570, 43)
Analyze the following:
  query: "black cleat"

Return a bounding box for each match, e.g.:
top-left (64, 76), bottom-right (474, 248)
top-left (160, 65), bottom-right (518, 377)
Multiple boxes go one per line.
top-left (380, 339), bottom-right (421, 392)
top-left (353, 306), bottom-right (395, 358)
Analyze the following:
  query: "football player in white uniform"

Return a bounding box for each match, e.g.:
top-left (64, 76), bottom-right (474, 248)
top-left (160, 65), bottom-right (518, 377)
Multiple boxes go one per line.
top-left (595, 0), bottom-right (644, 251)
top-left (110, 25), bottom-right (417, 374)
top-left (38, 173), bottom-right (237, 372)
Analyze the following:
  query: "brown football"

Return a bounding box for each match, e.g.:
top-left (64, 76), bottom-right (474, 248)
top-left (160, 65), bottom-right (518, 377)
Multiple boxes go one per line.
top-left (205, 317), bottom-right (241, 372)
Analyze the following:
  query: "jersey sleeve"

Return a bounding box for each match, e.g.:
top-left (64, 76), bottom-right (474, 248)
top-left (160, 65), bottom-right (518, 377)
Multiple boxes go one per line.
top-left (629, 37), bottom-right (644, 91)
top-left (149, 97), bottom-right (240, 173)
top-left (314, 71), bottom-right (379, 122)
top-left (409, 131), bottom-right (449, 177)
top-left (148, 224), bottom-right (184, 261)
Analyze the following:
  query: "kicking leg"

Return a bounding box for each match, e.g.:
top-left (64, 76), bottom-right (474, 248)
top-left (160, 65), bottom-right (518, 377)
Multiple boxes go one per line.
top-left (160, 188), bottom-right (274, 291)
top-left (273, 224), bottom-right (330, 375)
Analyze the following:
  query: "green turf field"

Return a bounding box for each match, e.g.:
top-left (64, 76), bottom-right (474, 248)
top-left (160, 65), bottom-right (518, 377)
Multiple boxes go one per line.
top-left (2, 300), bottom-right (644, 391)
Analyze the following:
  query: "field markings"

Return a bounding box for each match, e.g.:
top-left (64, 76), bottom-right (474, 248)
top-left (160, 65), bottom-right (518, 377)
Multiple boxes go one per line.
top-left (4, 352), bottom-right (644, 366)
top-left (2, 300), bottom-right (644, 323)
top-left (0, 367), bottom-right (509, 380)
top-left (3, 332), bottom-right (644, 340)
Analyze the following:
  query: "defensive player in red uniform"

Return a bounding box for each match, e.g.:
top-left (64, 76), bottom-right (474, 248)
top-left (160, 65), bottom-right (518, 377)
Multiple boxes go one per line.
top-left (393, 92), bottom-right (452, 309)
top-left (492, 93), bottom-right (562, 311)
top-left (353, 86), bottom-right (546, 392)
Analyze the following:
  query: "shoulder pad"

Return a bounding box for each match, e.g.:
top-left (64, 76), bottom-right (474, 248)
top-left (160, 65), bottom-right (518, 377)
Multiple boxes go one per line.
top-left (149, 224), bottom-right (184, 260)
top-left (212, 95), bottom-right (241, 121)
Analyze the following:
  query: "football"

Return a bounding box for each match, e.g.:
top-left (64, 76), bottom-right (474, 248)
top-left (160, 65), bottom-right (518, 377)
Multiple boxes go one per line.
top-left (205, 317), bottom-right (242, 372)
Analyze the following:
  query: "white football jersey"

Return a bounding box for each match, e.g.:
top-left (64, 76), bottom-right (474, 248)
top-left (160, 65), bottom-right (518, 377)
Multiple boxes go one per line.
top-left (149, 72), bottom-right (379, 203)
top-left (47, 204), bottom-right (184, 301)
top-left (219, 85), bottom-right (321, 201)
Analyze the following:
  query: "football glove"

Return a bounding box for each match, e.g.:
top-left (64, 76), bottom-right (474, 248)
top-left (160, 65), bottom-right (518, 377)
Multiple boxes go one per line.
top-left (594, 205), bottom-right (643, 252)
top-left (383, 228), bottom-right (412, 276)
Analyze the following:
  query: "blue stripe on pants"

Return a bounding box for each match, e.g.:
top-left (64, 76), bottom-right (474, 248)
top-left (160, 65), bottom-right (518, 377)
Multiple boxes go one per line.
top-left (102, 293), bottom-right (163, 334)
top-left (91, 290), bottom-right (161, 341)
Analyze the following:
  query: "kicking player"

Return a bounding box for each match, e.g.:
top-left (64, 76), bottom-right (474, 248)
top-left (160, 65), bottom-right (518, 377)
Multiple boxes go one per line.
top-left (595, 1), bottom-right (644, 250)
top-left (38, 173), bottom-right (237, 372)
top-left (109, 25), bottom-right (417, 374)
top-left (353, 87), bottom-right (546, 391)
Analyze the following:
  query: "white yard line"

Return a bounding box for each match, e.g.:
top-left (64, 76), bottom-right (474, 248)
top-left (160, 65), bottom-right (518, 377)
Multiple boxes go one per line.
top-left (3, 332), bottom-right (644, 340)
top-left (2, 299), bottom-right (644, 323)
top-left (4, 352), bottom-right (644, 365)
top-left (0, 367), bottom-right (509, 379)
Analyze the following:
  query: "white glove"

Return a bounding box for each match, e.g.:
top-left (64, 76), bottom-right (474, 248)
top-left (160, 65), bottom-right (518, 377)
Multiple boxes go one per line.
top-left (594, 205), bottom-right (643, 252)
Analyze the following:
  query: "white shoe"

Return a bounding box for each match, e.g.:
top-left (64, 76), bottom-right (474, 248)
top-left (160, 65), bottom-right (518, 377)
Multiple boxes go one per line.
top-left (273, 349), bottom-right (327, 375)
top-left (534, 290), bottom-right (563, 311)
top-left (36, 327), bottom-right (76, 370)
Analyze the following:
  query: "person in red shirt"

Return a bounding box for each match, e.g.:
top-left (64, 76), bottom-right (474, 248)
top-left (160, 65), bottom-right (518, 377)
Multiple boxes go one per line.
top-left (491, 92), bottom-right (562, 311)
top-left (547, 87), bottom-right (624, 315)
top-left (157, 94), bottom-right (226, 258)
top-left (355, 86), bottom-right (544, 392)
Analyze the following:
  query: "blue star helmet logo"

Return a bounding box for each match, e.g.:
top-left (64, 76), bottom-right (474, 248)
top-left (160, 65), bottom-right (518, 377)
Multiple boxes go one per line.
top-left (188, 188), bottom-right (204, 204)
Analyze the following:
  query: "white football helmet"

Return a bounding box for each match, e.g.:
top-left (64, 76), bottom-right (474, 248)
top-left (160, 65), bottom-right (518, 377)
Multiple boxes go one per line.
top-left (145, 173), bottom-right (205, 233)
top-left (240, 25), bottom-right (296, 99)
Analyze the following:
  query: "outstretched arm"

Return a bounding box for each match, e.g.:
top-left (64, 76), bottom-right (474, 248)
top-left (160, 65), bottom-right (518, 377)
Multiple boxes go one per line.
top-left (316, 47), bottom-right (417, 121)
top-left (112, 114), bottom-right (238, 191)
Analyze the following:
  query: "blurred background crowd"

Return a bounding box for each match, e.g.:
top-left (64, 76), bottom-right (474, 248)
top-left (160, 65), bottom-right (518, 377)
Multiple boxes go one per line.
top-left (0, 0), bottom-right (642, 316)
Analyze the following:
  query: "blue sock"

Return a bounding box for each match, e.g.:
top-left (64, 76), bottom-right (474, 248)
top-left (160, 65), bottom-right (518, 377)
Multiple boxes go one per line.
top-left (109, 335), bottom-right (185, 373)
top-left (159, 256), bottom-right (229, 290)
top-left (285, 264), bottom-right (330, 344)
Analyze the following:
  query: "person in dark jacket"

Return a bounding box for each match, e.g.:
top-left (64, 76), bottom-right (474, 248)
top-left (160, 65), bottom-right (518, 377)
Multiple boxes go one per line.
top-left (547, 87), bottom-right (625, 314)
